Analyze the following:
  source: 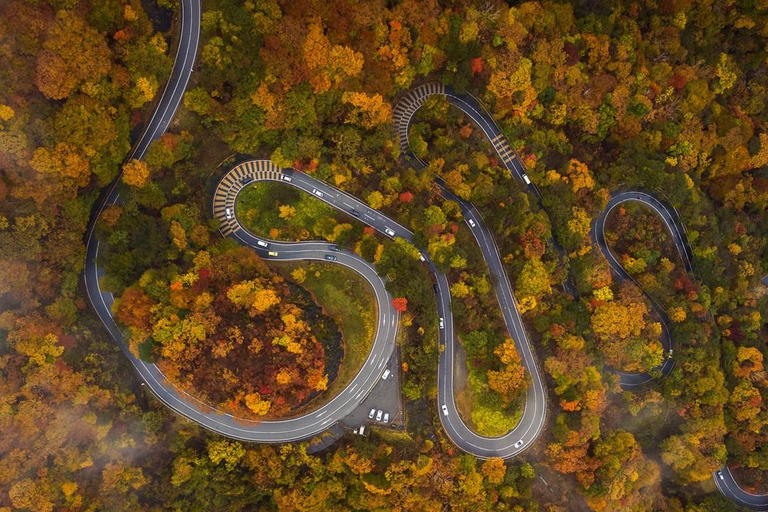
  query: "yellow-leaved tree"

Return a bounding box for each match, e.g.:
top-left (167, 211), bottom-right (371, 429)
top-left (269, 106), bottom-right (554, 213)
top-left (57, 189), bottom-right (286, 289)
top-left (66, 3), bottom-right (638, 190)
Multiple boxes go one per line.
top-left (122, 159), bottom-right (150, 188)
top-left (244, 393), bottom-right (271, 416)
top-left (341, 92), bottom-right (392, 129)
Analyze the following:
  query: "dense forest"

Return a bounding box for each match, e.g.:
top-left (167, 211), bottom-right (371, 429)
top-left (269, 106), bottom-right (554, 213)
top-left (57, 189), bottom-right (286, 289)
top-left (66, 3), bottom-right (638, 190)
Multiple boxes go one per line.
top-left (1, 0), bottom-right (767, 510)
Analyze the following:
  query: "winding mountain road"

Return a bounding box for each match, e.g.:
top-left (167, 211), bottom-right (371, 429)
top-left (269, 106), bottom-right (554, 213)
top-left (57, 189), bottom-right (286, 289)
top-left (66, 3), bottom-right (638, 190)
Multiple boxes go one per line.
top-left (213, 157), bottom-right (542, 457)
top-left (595, 192), bottom-right (766, 508)
top-left (715, 467), bottom-right (768, 511)
top-left (78, 4), bottom-right (767, 504)
top-left (82, 0), bottom-right (399, 442)
top-left (592, 190), bottom-right (688, 387)
top-left (394, 84), bottom-right (768, 506)
top-left (394, 83), bottom-right (547, 458)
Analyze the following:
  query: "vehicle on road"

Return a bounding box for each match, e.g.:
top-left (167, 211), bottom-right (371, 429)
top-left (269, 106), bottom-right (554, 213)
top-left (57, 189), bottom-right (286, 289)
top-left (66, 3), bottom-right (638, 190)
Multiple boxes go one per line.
top-left (312, 188), bottom-right (324, 198)
top-left (384, 227), bottom-right (395, 237)
top-left (419, 254), bottom-right (426, 262)
top-left (324, 254), bottom-right (337, 261)
top-left (514, 440), bottom-right (524, 448)
top-left (329, 244), bottom-right (340, 251)
top-left (522, 173), bottom-right (531, 185)
top-left (256, 240), bottom-right (269, 248)
top-left (383, 412), bottom-right (390, 423)
top-left (349, 208), bottom-right (360, 217)
top-left (382, 369), bottom-right (391, 380)
top-left (468, 218), bottom-right (476, 227)
top-left (242, 176), bottom-right (253, 185)
top-left (441, 404), bottom-right (449, 416)
top-left (368, 408), bottom-right (376, 419)
top-left (376, 410), bottom-right (383, 422)
top-left (668, 349), bottom-right (673, 358)
top-left (718, 471), bottom-right (724, 480)
top-left (281, 175), bottom-right (292, 182)
top-left (226, 208), bottom-right (231, 219)
top-left (439, 317), bottom-right (444, 329)
top-left (267, 251), bottom-right (278, 257)
top-left (433, 284), bottom-right (439, 293)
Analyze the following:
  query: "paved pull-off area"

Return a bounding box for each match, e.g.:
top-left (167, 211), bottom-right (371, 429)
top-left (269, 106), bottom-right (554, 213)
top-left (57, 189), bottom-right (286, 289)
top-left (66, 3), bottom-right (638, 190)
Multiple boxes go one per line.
top-left (81, 2), bottom-right (768, 507)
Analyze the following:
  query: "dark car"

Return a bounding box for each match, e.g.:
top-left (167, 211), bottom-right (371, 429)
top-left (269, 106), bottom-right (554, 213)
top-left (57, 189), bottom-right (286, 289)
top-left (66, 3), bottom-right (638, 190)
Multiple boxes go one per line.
top-left (349, 208), bottom-right (360, 218)
top-left (324, 254), bottom-right (337, 261)
top-left (433, 284), bottom-right (439, 293)
top-left (241, 176), bottom-right (253, 185)
top-left (329, 244), bottom-right (341, 252)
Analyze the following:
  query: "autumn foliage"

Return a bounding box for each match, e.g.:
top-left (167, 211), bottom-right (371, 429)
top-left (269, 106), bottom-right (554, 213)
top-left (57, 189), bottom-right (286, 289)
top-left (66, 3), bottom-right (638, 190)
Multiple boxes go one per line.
top-left (391, 297), bottom-right (408, 312)
top-left (114, 246), bottom-right (331, 418)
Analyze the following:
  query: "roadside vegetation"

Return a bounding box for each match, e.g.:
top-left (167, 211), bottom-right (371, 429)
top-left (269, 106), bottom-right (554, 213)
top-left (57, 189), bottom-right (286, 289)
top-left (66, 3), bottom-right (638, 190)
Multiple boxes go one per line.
top-left (237, 180), bottom-right (363, 245)
top-left (105, 203), bottom-right (339, 420)
top-left (3, 0), bottom-right (768, 509)
top-left (276, 260), bottom-right (377, 407)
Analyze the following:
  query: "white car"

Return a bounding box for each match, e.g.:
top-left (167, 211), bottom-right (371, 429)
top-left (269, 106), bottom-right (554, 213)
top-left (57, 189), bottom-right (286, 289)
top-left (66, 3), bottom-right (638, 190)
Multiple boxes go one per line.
top-left (419, 254), bottom-right (426, 262)
top-left (668, 349), bottom-right (674, 359)
top-left (522, 174), bottom-right (531, 185)
top-left (439, 317), bottom-right (444, 329)
top-left (468, 219), bottom-right (476, 227)
top-left (441, 404), bottom-right (449, 416)
top-left (718, 471), bottom-right (724, 480)
top-left (282, 175), bottom-right (292, 182)
top-left (376, 409), bottom-right (383, 422)
top-left (368, 408), bottom-right (376, 419)
top-left (225, 208), bottom-right (232, 219)
top-left (514, 440), bottom-right (524, 448)
top-left (256, 240), bottom-right (269, 248)
top-left (312, 188), bottom-right (324, 198)
top-left (384, 227), bottom-right (395, 237)
top-left (382, 369), bottom-right (391, 380)
top-left (383, 412), bottom-right (390, 423)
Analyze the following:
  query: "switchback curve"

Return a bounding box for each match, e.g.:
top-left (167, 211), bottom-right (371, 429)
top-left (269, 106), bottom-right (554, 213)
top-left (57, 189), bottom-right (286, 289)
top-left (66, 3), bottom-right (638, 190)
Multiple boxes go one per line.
top-left (595, 193), bottom-right (766, 508)
top-left (592, 190), bottom-right (686, 387)
top-left (394, 83), bottom-right (548, 458)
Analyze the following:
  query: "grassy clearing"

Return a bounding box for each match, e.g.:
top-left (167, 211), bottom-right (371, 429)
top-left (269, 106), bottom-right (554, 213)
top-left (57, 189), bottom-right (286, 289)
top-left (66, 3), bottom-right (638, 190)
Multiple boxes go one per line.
top-left (236, 181), bottom-right (338, 241)
top-left (274, 260), bottom-right (377, 405)
top-left (454, 339), bottom-right (523, 437)
top-left (449, 223), bottom-right (526, 437)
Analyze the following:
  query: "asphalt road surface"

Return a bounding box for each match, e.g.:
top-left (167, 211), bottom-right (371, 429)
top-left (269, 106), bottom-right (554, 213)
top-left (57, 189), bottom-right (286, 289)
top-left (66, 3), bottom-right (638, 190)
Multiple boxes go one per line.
top-left (82, 0), bottom-right (396, 442)
top-left (79, 8), bottom-right (766, 503)
top-left (592, 190), bottom-right (688, 388)
top-left (595, 192), bottom-right (768, 507)
top-left (394, 83), bottom-right (547, 458)
top-left (393, 84), bottom-right (768, 506)
top-left (714, 467), bottom-right (768, 511)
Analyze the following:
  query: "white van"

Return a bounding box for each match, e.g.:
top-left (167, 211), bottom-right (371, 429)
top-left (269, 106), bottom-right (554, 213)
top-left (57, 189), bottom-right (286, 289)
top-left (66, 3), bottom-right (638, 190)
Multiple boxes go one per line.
top-left (522, 174), bottom-right (531, 185)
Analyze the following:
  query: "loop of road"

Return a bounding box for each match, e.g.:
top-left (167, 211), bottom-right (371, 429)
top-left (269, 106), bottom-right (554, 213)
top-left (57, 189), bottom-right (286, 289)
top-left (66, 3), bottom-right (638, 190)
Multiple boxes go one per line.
top-left (592, 191), bottom-right (686, 387)
top-left (81, 1), bottom-right (766, 507)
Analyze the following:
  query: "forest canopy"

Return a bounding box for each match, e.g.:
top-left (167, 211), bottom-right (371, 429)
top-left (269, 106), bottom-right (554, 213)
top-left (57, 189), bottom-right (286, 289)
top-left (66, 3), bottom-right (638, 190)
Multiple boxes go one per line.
top-left (1, 0), bottom-right (767, 510)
